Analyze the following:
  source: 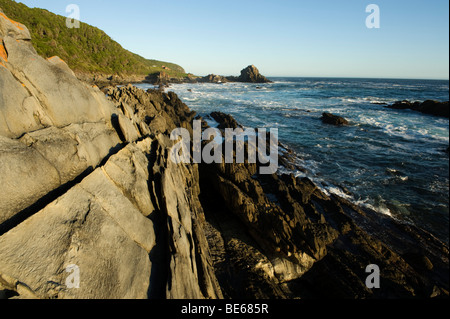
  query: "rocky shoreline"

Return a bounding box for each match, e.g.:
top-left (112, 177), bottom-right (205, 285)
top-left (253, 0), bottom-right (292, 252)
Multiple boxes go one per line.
top-left (1, 11), bottom-right (449, 299)
top-left (105, 85), bottom-right (450, 299)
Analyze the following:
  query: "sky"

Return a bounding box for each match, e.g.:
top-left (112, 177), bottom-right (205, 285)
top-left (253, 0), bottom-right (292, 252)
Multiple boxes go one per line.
top-left (16, 0), bottom-right (450, 79)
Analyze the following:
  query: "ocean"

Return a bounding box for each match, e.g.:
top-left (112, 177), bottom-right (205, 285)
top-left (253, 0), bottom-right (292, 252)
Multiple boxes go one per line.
top-left (134, 77), bottom-right (449, 242)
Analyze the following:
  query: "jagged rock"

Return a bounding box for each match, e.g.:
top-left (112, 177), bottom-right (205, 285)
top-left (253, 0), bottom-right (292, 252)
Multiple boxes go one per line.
top-left (199, 65), bottom-right (271, 84)
top-left (142, 71), bottom-right (198, 87)
top-left (145, 71), bottom-right (171, 86)
top-left (200, 112), bottom-right (449, 298)
top-left (210, 112), bottom-right (242, 130)
top-left (105, 85), bottom-right (197, 135)
top-left (238, 65), bottom-right (272, 83)
top-left (199, 74), bottom-right (229, 84)
top-left (0, 134), bottom-right (223, 299)
top-left (136, 65), bottom-right (272, 85)
top-left (321, 112), bottom-right (349, 126)
top-left (0, 12), bottom-right (222, 300)
top-left (116, 113), bottom-right (141, 142)
top-left (102, 140), bottom-right (156, 217)
top-left (386, 100), bottom-right (415, 110)
top-left (157, 134), bottom-right (222, 299)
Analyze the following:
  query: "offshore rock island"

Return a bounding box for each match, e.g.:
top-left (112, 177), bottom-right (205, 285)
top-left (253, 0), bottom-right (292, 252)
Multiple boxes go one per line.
top-left (144, 64), bottom-right (272, 89)
top-left (0, 4), bottom-right (449, 299)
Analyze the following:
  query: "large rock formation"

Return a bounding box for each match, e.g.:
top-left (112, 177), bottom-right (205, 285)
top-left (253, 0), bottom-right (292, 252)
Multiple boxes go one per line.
top-left (0, 11), bottom-right (221, 299)
top-left (199, 65), bottom-right (272, 84)
top-left (0, 11), bottom-right (448, 300)
top-left (237, 65), bottom-right (272, 83)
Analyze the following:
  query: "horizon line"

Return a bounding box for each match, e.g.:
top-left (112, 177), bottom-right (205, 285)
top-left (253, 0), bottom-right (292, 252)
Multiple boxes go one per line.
top-left (11, 3), bottom-right (450, 83)
top-left (191, 72), bottom-right (449, 81)
top-left (263, 76), bottom-right (450, 81)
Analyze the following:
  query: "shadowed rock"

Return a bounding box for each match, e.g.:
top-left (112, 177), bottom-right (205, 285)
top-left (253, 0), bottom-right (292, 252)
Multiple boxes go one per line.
top-left (210, 112), bottom-right (242, 130)
top-left (204, 112), bottom-right (449, 299)
top-left (321, 112), bottom-right (349, 126)
top-left (385, 100), bottom-right (449, 118)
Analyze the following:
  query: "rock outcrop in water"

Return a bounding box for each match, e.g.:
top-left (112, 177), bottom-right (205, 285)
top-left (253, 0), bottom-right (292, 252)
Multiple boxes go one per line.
top-left (141, 65), bottom-right (271, 86)
top-left (236, 65), bottom-right (272, 84)
top-left (199, 65), bottom-right (272, 84)
top-left (0, 11), bottom-right (448, 299)
top-left (385, 100), bottom-right (449, 118)
top-left (321, 113), bottom-right (349, 126)
top-left (199, 74), bottom-right (230, 84)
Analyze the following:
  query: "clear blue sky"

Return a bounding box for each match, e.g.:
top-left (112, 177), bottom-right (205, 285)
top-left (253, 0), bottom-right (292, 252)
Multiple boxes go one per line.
top-left (17, 0), bottom-right (449, 79)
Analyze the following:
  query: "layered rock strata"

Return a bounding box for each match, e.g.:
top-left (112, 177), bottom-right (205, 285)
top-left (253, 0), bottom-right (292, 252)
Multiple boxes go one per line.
top-left (0, 12), bottom-right (221, 299)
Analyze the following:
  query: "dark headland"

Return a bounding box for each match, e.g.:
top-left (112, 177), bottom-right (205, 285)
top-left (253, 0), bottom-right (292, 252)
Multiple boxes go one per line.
top-left (0, 5), bottom-right (449, 300)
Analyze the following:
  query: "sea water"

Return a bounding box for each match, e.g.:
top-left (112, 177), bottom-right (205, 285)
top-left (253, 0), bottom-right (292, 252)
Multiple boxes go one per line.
top-left (135, 78), bottom-right (449, 242)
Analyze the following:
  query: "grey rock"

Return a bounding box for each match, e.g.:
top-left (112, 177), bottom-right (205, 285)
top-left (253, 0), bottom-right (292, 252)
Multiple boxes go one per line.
top-left (0, 167), bottom-right (154, 299)
top-left (0, 123), bottom-right (121, 225)
top-left (0, 135), bottom-right (61, 225)
top-left (46, 56), bottom-right (76, 78)
top-left (1, 13), bottom-right (119, 139)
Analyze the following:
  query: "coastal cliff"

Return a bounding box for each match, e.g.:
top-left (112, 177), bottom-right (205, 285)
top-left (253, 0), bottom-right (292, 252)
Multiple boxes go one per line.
top-left (0, 11), bottom-right (449, 299)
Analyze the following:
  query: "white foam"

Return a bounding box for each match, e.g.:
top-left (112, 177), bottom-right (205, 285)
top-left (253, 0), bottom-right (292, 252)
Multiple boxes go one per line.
top-left (325, 186), bottom-right (352, 200)
top-left (355, 199), bottom-right (396, 219)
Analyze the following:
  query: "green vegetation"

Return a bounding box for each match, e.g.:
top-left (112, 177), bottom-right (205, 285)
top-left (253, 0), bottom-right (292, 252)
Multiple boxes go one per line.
top-left (0, 0), bottom-right (187, 78)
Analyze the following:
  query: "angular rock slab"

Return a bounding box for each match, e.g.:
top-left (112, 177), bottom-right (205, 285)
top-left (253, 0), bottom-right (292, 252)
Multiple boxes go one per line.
top-left (0, 123), bottom-right (121, 225)
top-left (151, 134), bottom-right (222, 299)
top-left (0, 141), bottom-right (156, 299)
top-left (1, 11), bottom-right (120, 139)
